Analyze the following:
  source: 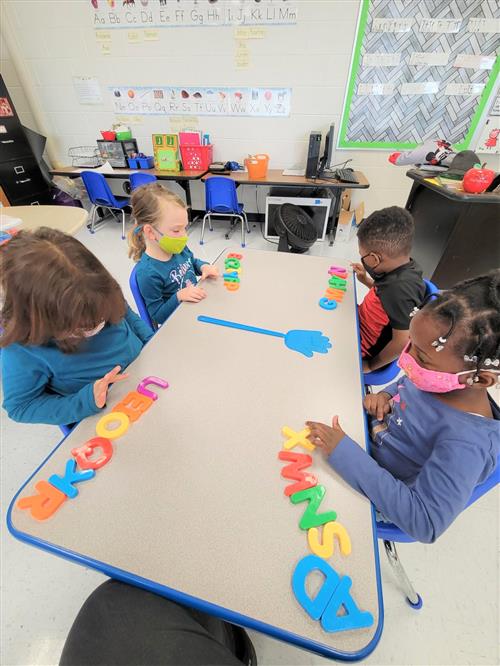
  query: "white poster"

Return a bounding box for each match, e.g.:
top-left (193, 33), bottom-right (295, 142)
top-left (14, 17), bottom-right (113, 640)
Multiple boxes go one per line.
top-left (110, 85), bottom-right (291, 117)
top-left (73, 76), bottom-right (102, 105)
top-left (91, 0), bottom-right (297, 29)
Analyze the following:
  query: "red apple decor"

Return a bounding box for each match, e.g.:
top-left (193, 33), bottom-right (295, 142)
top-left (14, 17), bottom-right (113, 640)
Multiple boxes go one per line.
top-left (462, 163), bottom-right (495, 194)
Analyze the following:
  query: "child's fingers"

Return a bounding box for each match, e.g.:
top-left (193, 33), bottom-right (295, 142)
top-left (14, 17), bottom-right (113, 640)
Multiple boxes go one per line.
top-left (332, 415), bottom-right (342, 430)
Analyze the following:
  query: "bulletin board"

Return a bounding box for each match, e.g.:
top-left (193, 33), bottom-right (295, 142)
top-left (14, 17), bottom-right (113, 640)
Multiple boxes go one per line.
top-left (338, 0), bottom-right (500, 150)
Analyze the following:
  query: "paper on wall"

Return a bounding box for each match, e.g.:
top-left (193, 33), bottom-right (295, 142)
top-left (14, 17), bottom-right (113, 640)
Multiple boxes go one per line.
top-left (476, 116), bottom-right (500, 154)
top-left (401, 82), bottom-right (439, 95)
top-left (409, 51), bottom-right (449, 66)
top-left (170, 116), bottom-right (199, 132)
top-left (372, 18), bottom-right (413, 32)
top-left (491, 95), bottom-right (500, 116)
top-left (363, 52), bottom-right (400, 67)
top-left (144, 29), bottom-right (160, 41)
top-left (418, 18), bottom-right (461, 33)
top-left (468, 18), bottom-right (499, 32)
top-left (445, 83), bottom-right (486, 95)
top-left (235, 40), bottom-right (251, 69)
top-left (128, 31), bottom-right (142, 44)
top-left (235, 27), bottom-right (266, 39)
top-left (73, 76), bottom-right (102, 105)
top-left (95, 31), bottom-right (111, 42)
top-left (453, 54), bottom-right (495, 69)
top-left (357, 82), bottom-right (395, 95)
top-left (101, 43), bottom-right (111, 55)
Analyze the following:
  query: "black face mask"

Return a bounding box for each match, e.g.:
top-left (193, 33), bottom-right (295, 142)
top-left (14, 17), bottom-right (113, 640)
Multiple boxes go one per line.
top-left (361, 254), bottom-right (385, 280)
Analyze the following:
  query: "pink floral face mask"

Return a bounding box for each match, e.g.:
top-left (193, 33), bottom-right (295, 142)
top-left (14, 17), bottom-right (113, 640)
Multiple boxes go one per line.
top-left (397, 341), bottom-right (473, 393)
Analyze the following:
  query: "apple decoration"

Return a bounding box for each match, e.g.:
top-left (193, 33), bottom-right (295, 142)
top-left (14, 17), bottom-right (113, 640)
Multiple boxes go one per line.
top-left (462, 163), bottom-right (495, 194)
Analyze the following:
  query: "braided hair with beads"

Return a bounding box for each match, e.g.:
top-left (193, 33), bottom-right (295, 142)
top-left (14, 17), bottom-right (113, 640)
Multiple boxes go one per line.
top-left (421, 269), bottom-right (500, 381)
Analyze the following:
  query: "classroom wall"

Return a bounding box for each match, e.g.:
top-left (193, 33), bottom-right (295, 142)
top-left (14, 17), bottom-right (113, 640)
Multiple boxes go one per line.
top-left (0, 0), bottom-right (414, 214)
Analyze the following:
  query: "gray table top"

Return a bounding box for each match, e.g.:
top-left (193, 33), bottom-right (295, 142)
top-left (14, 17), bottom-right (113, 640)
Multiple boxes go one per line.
top-left (9, 248), bottom-right (382, 660)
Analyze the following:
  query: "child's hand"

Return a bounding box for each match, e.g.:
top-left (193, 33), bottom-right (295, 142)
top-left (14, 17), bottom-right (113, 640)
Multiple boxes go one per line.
top-left (200, 264), bottom-right (219, 280)
top-left (363, 391), bottom-right (392, 421)
top-left (350, 262), bottom-right (373, 287)
top-left (177, 284), bottom-right (207, 303)
top-left (94, 366), bottom-right (129, 409)
top-left (305, 416), bottom-right (346, 456)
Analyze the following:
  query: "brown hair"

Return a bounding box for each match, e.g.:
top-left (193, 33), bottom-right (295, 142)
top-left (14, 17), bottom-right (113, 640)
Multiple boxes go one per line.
top-left (128, 182), bottom-right (186, 261)
top-left (0, 227), bottom-right (126, 353)
top-left (128, 182), bottom-right (187, 262)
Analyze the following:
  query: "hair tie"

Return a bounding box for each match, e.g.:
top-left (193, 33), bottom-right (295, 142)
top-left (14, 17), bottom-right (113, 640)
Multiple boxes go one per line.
top-left (133, 225), bottom-right (143, 236)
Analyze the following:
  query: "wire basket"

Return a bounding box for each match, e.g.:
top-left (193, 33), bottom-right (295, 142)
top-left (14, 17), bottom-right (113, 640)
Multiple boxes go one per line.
top-left (68, 146), bottom-right (104, 168)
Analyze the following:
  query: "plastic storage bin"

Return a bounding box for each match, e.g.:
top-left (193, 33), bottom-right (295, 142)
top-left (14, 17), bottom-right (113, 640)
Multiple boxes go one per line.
top-left (101, 131), bottom-right (116, 141)
top-left (180, 145), bottom-right (213, 171)
top-left (116, 130), bottom-right (132, 141)
top-left (244, 154), bottom-right (269, 179)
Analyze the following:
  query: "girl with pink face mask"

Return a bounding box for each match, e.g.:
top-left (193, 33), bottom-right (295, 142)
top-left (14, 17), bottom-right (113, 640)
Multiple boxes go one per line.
top-left (1, 228), bottom-right (153, 426)
top-left (306, 270), bottom-right (500, 543)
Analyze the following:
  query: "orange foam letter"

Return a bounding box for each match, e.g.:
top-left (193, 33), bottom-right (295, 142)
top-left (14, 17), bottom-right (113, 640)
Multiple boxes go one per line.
top-left (17, 480), bottom-right (67, 521)
top-left (113, 391), bottom-right (153, 423)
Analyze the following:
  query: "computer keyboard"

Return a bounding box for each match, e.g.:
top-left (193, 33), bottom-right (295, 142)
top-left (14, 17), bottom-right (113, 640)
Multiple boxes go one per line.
top-left (334, 169), bottom-right (358, 184)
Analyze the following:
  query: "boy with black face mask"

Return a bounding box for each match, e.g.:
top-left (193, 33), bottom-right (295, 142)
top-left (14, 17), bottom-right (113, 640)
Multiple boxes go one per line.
top-left (351, 206), bottom-right (426, 373)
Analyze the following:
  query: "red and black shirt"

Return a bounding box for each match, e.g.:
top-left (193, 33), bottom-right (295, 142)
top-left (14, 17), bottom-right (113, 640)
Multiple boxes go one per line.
top-left (359, 259), bottom-right (425, 358)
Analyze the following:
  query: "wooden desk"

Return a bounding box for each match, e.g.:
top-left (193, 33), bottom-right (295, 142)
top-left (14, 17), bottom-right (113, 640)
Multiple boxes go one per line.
top-left (50, 166), bottom-right (208, 212)
top-left (0, 205), bottom-right (88, 236)
top-left (203, 170), bottom-right (369, 244)
top-left (8, 248), bottom-right (383, 661)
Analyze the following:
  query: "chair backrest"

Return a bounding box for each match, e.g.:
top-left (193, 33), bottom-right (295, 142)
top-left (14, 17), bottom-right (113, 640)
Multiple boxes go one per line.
top-left (377, 453), bottom-right (500, 542)
top-left (424, 278), bottom-right (439, 299)
top-left (130, 172), bottom-right (157, 191)
top-left (81, 171), bottom-right (117, 207)
top-left (129, 264), bottom-right (155, 331)
top-left (205, 177), bottom-right (239, 214)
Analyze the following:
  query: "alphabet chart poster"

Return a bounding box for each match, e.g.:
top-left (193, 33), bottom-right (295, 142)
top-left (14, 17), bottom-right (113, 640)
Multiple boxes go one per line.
top-left (338, 0), bottom-right (500, 150)
top-left (90, 0), bottom-right (298, 29)
top-left (109, 86), bottom-right (291, 117)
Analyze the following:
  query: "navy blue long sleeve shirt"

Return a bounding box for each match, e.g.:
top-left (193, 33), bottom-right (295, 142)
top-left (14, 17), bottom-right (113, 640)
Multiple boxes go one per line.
top-left (135, 248), bottom-right (207, 325)
top-left (328, 377), bottom-right (500, 543)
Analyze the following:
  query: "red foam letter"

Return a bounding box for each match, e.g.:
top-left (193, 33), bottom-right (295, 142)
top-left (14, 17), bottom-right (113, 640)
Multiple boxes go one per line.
top-left (278, 450), bottom-right (318, 496)
top-left (71, 437), bottom-right (113, 470)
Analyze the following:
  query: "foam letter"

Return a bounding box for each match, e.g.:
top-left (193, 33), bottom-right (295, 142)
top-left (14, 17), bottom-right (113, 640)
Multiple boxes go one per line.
top-left (71, 437), bottom-right (113, 470)
top-left (96, 411), bottom-right (130, 439)
top-left (307, 521), bottom-right (352, 558)
top-left (321, 574), bottom-right (374, 633)
top-left (113, 391), bottom-right (153, 423)
top-left (136, 376), bottom-right (169, 401)
top-left (17, 480), bottom-right (67, 521)
top-left (49, 459), bottom-right (95, 499)
top-left (282, 426), bottom-right (315, 451)
top-left (278, 450), bottom-right (317, 496)
top-left (290, 485), bottom-right (337, 530)
top-left (292, 554), bottom-right (341, 620)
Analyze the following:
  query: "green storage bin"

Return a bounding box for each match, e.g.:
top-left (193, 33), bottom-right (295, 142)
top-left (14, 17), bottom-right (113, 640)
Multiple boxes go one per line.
top-left (116, 130), bottom-right (132, 141)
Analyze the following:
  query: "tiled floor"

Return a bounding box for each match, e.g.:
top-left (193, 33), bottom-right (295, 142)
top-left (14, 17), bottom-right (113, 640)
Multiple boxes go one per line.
top-left (1, 216), bottom-right (499, 666)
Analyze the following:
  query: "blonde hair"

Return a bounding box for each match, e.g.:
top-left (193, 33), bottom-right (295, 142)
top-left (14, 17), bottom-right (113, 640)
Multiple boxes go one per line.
top-left (128, 182), bottom-right (187, 262)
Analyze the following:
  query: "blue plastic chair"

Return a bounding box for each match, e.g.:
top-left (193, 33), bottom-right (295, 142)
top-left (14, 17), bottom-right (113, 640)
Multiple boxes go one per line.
top-left (129, 264), bottom-right (155, 331)
top-left (377, 454), bottom-right (500, 609)
top-left (129, 172), bottom-right (157, 191)
top-left (81, 171), bottom-right (129, 239)
top-left (201, 177), bottom-right (250, 248)
top-left (363, 278), bottom-right (439, 386)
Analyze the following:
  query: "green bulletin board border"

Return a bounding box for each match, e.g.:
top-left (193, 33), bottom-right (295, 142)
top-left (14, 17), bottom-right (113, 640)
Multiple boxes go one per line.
top-left (338, 0), bottom-right (500, 151)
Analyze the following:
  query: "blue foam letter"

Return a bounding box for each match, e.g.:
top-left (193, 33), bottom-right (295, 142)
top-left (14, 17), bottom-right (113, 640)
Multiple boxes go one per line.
top-left (292, 554), bottom-right (341, 621)
top-left (49, 459), bottom-right (95, 499)
top-left (321, 574), bottom-right (374, 633)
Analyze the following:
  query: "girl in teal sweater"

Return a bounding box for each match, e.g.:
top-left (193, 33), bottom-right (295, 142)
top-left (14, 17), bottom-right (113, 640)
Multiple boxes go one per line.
top-left (1, 227), bottom-right (153, 425)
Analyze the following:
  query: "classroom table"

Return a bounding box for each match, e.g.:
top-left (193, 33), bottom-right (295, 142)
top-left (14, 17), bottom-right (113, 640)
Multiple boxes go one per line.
top-left (0, 205), bottom-right (88, 236)
top-left (50, 166), bottom-right (207, 213)
top-left (8, 248), bottom-right (383, 661)
top-left (202, 170), bottom-right (370, 245)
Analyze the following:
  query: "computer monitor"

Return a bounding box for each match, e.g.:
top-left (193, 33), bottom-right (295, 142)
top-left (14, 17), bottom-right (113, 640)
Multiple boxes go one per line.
top-left (264, 196), bottom-right (332, 242)
top-left (317, 123), bottom-right (335, 177)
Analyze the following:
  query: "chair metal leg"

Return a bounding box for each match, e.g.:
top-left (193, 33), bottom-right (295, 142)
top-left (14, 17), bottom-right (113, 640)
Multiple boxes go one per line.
top-left (121, 210), bottom-right (126, 240)
top-left (200, 214), bottom-right (209, 245)
top-left (383, 540), bottom-right (423, 609)
top-left (239, 215), bottom-right (245, 248)
top-left (242, 211), bottom-right (250, 233)
top-left (208, 214), bottom-right (213, 232)
top-left (90, 205), bottom-right (96, 233)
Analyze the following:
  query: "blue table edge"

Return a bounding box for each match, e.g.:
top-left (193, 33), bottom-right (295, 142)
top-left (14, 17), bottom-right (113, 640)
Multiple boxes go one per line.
top-left (6, 265), bottom-right (384, 662)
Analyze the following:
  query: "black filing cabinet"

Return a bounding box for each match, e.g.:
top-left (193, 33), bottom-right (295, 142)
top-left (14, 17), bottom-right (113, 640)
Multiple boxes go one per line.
top-left (0, 75), bottom-right (51, 205)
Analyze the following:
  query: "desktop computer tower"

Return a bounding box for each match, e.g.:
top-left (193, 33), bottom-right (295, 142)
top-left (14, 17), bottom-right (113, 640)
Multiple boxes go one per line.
top-left (305, 131), bottom-right (321, 178)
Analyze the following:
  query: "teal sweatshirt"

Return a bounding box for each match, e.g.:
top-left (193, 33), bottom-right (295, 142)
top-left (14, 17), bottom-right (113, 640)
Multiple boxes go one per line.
top-left (1, 306), bottom-right (153, 426)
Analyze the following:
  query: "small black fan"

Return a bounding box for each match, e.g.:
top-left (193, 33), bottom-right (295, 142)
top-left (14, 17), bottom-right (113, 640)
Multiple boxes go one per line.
top-left (274, 203), bottom-right (318, 253)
